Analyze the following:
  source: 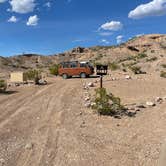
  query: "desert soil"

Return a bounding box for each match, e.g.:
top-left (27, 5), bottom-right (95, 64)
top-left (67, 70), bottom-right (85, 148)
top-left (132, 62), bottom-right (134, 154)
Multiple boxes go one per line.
top-left (0, 73), bottom-right (166, 166)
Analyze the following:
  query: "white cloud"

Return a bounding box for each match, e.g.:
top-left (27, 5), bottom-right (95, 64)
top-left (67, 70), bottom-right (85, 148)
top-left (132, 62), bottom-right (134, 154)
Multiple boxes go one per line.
top-left (99, 32), bottom-right (113, 36)
top-left (100, 39), bottom-right (110, 44)
top-left (10, 0), bottom-right (36, 14)
top-left (128, 0), bottom-right (166, 19)
top-left (8, 16), bottom-right (18, 23)
top-left (26, 15), bottom-right (39, 26)
top-left (0, 0), bottom-right (7, 3)
top-left (44, 2), bottom-right (51, 8)
top-left (116, 35), bottom-right (123, 44)
top-left (100, 21), bottom-right (123, 31)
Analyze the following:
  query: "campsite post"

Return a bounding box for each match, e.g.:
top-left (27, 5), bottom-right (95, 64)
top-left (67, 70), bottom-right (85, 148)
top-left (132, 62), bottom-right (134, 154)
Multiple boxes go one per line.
top-left (100, 76), bottom-right (103, 88)
top-left (96, 65), bottom-right (108, 89)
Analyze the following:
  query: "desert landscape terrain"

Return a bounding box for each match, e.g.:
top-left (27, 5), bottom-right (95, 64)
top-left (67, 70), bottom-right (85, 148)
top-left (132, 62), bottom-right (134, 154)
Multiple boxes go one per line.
top-left (0, 34), bottom-right (166, 166)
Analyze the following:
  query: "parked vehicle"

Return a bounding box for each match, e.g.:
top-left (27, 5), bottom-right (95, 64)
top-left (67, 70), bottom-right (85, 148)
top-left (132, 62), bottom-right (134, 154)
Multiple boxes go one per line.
top-left (58, 61), bottom-right (94, 79)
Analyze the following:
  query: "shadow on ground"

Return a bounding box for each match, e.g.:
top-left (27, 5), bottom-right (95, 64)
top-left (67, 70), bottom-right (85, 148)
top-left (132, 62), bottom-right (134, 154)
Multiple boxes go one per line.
top-left (0, 90), bottom-right (18, 95)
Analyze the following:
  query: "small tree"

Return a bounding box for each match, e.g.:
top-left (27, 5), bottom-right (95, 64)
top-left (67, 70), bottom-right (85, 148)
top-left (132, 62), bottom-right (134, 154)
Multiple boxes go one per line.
top-left (49, 64), bottom-right (60, 76)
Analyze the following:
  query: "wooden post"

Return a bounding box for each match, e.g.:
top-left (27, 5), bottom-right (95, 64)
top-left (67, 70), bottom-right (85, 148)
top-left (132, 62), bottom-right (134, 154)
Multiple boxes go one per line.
top-left (100, 76), bottom-right (103, 89)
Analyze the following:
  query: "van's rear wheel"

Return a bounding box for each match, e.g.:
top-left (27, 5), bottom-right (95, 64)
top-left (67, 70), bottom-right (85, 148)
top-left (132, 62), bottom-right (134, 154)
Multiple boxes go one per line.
top-left (80, 73), bottom-right (86, 78)
top-left (62, 74), bottom-right (68, 79)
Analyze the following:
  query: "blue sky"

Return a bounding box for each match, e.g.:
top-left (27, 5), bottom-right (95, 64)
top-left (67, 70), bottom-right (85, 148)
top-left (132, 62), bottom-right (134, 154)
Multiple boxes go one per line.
top-left (0, 0), bottom-right (166, 56)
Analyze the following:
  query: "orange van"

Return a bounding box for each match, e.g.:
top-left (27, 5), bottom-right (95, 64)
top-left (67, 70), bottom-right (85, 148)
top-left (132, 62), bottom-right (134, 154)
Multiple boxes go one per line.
top-left (58, 61), bottom-right (94, 79)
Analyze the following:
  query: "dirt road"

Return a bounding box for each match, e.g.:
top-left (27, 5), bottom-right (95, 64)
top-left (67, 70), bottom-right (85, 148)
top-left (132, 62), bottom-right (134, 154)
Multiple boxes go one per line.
top-left (0, 76), bottom-right (166, 166)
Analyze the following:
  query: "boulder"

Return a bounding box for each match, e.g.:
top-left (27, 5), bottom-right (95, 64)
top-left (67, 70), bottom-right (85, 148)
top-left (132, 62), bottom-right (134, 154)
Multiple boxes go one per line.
top-left (155, 97), bottom-right (163, 103)
top-left (25, 143), bottom-right (33, 150)
top-left (146, 101), bottom-right (156, 107)
top-left (88, 82), bottom-right (94, 87)
top-left (125, 75), bottom-right (131, 80)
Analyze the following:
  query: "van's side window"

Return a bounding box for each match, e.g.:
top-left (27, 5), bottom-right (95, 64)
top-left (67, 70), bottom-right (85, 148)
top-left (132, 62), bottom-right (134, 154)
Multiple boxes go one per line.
top-left (70, 62), bottom-right (77, 68)
top-left (80, 63), bottom-right (87, 67)
top-left (63, 63), bottom-right (69, 68)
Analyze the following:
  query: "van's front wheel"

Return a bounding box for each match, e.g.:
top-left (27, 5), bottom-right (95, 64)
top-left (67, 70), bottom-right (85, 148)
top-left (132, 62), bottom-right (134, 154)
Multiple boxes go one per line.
top-left (62, 74), bottom-right (68, 79)
top-left (80, 73), bottom-right (86, 78)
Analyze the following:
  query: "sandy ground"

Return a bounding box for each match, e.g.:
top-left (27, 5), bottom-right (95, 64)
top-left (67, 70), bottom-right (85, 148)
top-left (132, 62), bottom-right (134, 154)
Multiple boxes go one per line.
top-left (0, 74), bottom-right (166, 166)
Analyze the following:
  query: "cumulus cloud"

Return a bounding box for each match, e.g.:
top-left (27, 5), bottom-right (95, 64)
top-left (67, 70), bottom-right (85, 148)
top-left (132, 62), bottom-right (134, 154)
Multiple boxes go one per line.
top-left (26, 15), bottom-right (39, 26)
top-left (8, 16), bottom-right (18, 23)
top-left (128, 0), bottom-right (166, 19)
top-left (10, 0), bottom-right (36, 14)
top-left (100, 21), bottom-right (123, 31)
top-left (116, 35), bottom-right (123, 44)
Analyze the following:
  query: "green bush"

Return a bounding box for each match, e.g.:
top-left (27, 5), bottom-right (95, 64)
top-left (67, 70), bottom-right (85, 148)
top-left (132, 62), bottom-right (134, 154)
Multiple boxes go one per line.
top-left (130, 66), bottom-right (144, 74)
top-left (25, 70), bottom-right (41, 83)
top-left (161, 64), bottom-right (166, 68)
top-left (137, 53), bottom-right (147, 59)
top-left (160, 71), bottom-right (166, 78)
top-left (108, 62), bottom-right (120, 71)
top-left (92, 88), bottom-right (125, 116)
top-left (146, 57), bottom-right (157, 62)
top-left (49, 64), bottom-right (60, 76)
top-left (0, 80), bottom-right (7, 91)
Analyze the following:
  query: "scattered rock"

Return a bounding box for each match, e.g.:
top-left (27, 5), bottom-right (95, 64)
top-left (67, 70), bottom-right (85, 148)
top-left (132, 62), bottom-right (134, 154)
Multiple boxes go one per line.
top-left (146, 101), bottom-right (156, 107)
top-left (155, 97), bottom-right (163, 103)
top-left (136, 104), bottom-right (146, 109)
top-left (111, 77), bottom-right (116, 81)
top-left (135, 108), bottom-right (141, 112)
top-left (88, 82), bottom-right (94, 87)
top-left (0, 158), bottom-right (5, 165)
top-left (125, 75), bottom-right (131, 80)
top-left (25, 143), bottom-right (33, 150)
top-left (90, 102), bottom-right (96, 107)
top-left (85, 102), bottom-right (91, 108)
top-left (38, 79), bottom-right (47, 85)
top-left (85, 97), bottom-right (90, 101)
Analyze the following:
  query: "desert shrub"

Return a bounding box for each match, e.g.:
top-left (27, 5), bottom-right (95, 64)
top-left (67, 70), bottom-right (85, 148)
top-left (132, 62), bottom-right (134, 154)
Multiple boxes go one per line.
top-left (92, 88), bottom-right (125, 116)
top-left (49, 64), bottom-right (60, 76)
top-left (160, 71), bottom-right (166, 78)
top-left (0, 80), bottom-right (7, 91)
top-left (108, 62), bottom-right (120, 71)
top-left (25, 70), bottom-right (41, 83)
top-left (94, 62), bottom-right (103, 67)
top-left (137, 53), bottom-right (147, 59)
top-left (130, 66), bottom-right (145, 74)
top-left (146, 57), bottom-right (157, 62)
top-left (161, 64), bottom-right (166, 68)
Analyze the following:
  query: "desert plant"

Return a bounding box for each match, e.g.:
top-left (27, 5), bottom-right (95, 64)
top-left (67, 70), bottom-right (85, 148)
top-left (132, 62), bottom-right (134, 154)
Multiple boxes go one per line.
top-left (49, 64), bottom-right (60, 76)
top-left (137, 53), bottom-right (147, 59)
top-left (161, 64), bottom-right (166, 68)
top-left (160, 71), bottom-right (166, 78)
top-left (130, 66), bottom-right (144, 74)
top-left (108, 62), bottom-right (120, 71)
top-left (146, 57), bottom-right (157, 62)
top-left (0, 80), bottom-right (7, 92)
top-left (25, 69), bottom-right (41, 84)
top-left (92, 88), bottom-right (125, 116)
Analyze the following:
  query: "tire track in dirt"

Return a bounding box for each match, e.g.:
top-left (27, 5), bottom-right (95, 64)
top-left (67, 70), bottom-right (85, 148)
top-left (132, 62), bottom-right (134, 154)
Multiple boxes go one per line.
top-left (12, 81), bottom-right (70, 166)
top-left (0, 84), bottom-right (56, 128)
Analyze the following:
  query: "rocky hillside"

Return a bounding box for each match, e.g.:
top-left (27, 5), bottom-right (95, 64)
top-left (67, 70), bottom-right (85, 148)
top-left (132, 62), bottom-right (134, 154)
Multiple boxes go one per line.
top-left (0, 34), bottom-right (166, 74)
